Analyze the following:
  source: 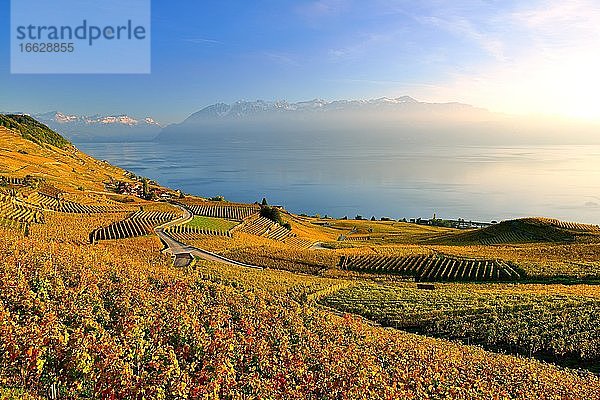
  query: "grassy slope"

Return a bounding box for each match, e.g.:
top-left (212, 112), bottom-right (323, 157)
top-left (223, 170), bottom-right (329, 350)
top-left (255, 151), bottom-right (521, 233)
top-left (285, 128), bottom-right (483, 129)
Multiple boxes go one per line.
top-left (0, 125), bottom-right (132, 192)
top-left (429, 217), bottom-right (600, 245)
top-left (0, 114), bottom-right (70, 149)
top-left (184, 215), bottom-right (238, 231)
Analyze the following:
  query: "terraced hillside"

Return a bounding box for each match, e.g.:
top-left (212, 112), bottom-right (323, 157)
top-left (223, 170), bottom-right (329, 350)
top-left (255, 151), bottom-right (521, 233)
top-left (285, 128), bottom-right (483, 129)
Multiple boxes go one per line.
top-left (339, 254), bottom-right (522, 281)
top-left (533, 217), bottom-right (600, 232)
top-left (165, 224), bottom-right (232, 240)
top-left (238, 216), bottom-right (293, 239)
top-left (237, 216), bottom-right (316, 248)
top-left (430, 217), bottom-right (600, 245)
top-left (0, 124), bottom-right (137, 193)
top-left (177, 199), bottom-right (260, 220)
top-left (0, 193), bottom-right (44, 224)
top-left (25, 192), bottom-right (127, 214)
top-left (89, 210), bottom-right (179, 242)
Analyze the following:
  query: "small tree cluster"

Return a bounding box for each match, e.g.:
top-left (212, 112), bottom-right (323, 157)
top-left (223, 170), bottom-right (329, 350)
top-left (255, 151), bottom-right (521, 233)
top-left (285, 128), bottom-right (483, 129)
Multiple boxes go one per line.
top-left (260, 205), bottom-right (291, 230)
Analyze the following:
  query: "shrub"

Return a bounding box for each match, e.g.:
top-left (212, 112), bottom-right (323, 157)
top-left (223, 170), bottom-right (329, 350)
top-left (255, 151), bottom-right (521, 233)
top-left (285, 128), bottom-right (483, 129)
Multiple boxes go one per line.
top-left (260, 205), bottom-right (282, 223)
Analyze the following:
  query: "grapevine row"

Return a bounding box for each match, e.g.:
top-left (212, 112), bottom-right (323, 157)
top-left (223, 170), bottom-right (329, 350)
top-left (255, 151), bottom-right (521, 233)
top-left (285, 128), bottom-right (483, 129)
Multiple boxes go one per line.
top-left (339, 254), bottom-right (522, 281)
top-left (165, 224), bottom-right (232, 240)
top-left (0, 175), bottom-right (26, 186)
top-left (341, 235), bottom-right (371, 242)
top-left (238, 216), bottom-right (294, 240)
top-left (531, 217), bottom-right (600, 232)
top-left (89, 211), bottom-right (177, 242)
top-left (27, 192), bottom-right (126, 213)
top-left (0, 193), bottom-right (44, 223)
top-left (181, 201), bottom-right (260, 220)
top-left (479, 230), bottom-right (535, 245)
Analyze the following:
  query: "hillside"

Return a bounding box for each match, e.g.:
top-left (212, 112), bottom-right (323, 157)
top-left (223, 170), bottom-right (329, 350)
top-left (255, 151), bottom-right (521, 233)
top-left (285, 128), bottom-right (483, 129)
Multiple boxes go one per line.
top-left (0, 120), bottom-right (134, 192)
top-left (429, 217), bottom-right (600, 245)
top-left (0, 116), bottom-right (599, 397)
top-left (0, 114), bottom-right (71, 149)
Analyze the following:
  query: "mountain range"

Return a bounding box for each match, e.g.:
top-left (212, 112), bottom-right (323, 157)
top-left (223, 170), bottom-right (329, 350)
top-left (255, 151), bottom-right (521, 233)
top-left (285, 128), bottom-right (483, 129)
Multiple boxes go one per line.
top-left (158, 96), bottom-right (515, 145)
top-left (7, 97), bottom-right (487, 143)
top-left (37, 112), bottom-right (163, 142)
top-left (179, 96), bottom-right (487, 122)
top-left (7, 96), bottom-right (600, 145)
top-left (16, 112), bottom-right (163, 142)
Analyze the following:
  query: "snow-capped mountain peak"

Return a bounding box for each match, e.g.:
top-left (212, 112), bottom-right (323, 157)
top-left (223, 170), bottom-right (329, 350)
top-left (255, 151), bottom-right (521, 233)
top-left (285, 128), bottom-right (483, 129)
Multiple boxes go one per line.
top-left (184, 96), bottom-right (429, 122)
top-left (144, 117), bottom-right (161, 126)
top-left (54, 112), bottom-right (80, 123)
top-left (34, 112), bottom-right (162, 128)
top-left (31, 111), bottom-right (163, 142)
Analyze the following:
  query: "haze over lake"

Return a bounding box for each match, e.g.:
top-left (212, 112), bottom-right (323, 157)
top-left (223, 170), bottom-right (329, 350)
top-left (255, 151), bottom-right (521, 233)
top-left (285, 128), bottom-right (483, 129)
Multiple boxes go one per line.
top-left (78, 140), bottom-right (600, 225)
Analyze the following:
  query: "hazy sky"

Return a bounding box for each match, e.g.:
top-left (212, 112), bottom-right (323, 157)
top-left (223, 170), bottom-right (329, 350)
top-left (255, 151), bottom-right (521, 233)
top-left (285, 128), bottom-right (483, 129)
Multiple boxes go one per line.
top-left (1, 0), bottom-right (599, 123)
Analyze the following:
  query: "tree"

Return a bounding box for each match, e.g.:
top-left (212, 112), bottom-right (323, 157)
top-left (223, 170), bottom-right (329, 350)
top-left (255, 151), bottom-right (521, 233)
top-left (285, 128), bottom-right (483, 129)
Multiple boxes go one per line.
top-left (260, 205), bottom-right (291, 230)
top-left (261, 197), bottom-right (268, 206)
top-left (260, 205), bottom-right (282, 223)
top-left (142, 179), bottom-right (149, 198)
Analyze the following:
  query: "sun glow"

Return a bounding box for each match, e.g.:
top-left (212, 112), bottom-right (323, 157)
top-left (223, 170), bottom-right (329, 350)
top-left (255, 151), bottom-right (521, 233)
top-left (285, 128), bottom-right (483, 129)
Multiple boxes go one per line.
top-left (416, 0), bottom-right (600, 122)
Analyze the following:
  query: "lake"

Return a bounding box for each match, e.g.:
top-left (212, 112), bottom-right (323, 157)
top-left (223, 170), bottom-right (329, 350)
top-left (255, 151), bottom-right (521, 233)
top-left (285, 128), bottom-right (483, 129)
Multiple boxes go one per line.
top-left (77, 141), bottom-right (600, 225)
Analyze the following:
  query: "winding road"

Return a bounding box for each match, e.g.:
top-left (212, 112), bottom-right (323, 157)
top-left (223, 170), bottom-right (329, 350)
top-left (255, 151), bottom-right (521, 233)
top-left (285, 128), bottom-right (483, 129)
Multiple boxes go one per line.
top-left (154, 204), bottom-right (263, 269)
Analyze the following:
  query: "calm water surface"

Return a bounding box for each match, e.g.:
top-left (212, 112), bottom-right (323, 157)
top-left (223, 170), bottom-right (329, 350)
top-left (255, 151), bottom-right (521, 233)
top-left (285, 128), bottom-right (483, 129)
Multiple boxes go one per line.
top-left (77, 141), bottom-right (600, 224)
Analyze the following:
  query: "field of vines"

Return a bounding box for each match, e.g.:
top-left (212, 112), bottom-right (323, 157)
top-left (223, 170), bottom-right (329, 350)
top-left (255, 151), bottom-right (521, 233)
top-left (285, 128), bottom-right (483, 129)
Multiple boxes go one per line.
top-left (0, 193), bottom-right (44, 224)
top-left (37, 183), bottom-right (63, 199)
top-left (432, 217), bottom-right (600, 247)
top-left (1, 223), bottom-right (599, 398)
top-left (339, 254), bottom-right (522, 281)
top-left (165, 224), bottom-right (232, 240)
top-left (283, 236), bottom-right (314, 248)
top-left (29, 211), bottom-right (131, 244)
top-left (430, 243), bottom-right (600, 279)
top-left (321, 282), bottom-right (600, 370)
top-left (532, 217), bottom-right (600, 232)
top-left (479, 230), bottom-right (536, 245)
top-left (322, 219), bottom-right (454, 244)
top-left (193, 259), bottom-right (355, 303)
top-left (178, 200), bottom-right (259, 220)
top-left (89, 210), bottom-right (179, 242)
top-left (222, 243), bottom-right (340, 274)
top-left (236, 216), bottom-right (314, 248)
top-left (25, 192), bottom-right (126, 214)
top-left (238, 216), bottom-right (294, 240)
top-left (180, 231), bottom-right (339, 273)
